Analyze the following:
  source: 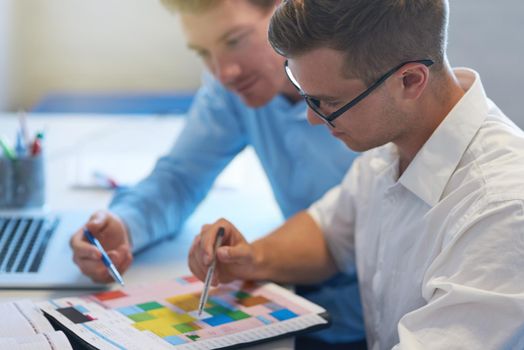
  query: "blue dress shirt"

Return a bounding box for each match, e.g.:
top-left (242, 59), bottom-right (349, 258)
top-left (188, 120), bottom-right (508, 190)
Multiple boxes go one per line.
top-left (110, 73), bottom-right (365, 343)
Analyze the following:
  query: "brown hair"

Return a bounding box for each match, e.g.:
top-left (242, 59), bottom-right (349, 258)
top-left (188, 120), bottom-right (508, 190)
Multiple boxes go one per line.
top-left (160, 0), bottom-right (276, 14)
top-left (269, 0), bottom-right (448, 84)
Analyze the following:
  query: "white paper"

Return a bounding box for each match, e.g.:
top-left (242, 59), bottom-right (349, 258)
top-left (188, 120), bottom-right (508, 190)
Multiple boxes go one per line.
top-left (0, 300), bottom-right (54, 338)
top-left (0, 299), bottom-right (72, 349)
top-left (0, 331), bottom-right (72, 350)
top-left (68, 152), bottom-right (158, 189)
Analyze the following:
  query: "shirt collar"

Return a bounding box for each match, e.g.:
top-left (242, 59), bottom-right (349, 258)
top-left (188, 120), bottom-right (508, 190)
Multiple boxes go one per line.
top-left (398, 68), bottom-right (490, 207)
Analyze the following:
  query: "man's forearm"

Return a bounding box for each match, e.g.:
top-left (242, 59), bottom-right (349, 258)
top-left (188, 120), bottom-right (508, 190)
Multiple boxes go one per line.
top-left (251, 211), bottom-right (338, 284)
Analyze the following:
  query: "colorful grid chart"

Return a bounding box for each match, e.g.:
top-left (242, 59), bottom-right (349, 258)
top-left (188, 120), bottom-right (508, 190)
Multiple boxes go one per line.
top-left (39, 276), bottom-right (327, 350)
top-left (89, 277), bottom-right (311, 346)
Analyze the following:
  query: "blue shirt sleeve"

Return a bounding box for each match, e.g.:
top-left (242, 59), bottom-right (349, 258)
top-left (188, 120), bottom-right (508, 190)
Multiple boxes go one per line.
top-left (110, 74), bottom-right (247, 252)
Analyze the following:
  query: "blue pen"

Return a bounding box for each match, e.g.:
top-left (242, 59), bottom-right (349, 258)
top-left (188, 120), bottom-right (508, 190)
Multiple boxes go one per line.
top-left (83, 228), bottom-right (125, 285)
top-left (17, 110), bottom-right (30, 149)
top-left (15, 130), bottom-right (27, 157)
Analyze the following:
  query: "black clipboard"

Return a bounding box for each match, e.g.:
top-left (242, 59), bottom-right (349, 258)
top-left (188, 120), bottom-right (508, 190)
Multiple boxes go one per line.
top-left (44, 310), bottom-right (330, 350)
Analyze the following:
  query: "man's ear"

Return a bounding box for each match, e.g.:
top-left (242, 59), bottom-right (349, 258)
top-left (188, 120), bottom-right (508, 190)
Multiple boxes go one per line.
top-left (400, 63), bottom-right (430, 100)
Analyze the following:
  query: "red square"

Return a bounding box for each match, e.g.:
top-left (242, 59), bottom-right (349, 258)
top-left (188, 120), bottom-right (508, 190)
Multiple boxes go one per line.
top-left (183, 275), bottom-right (200, 284)
top-left (93, 290), bottom-right (128, 301)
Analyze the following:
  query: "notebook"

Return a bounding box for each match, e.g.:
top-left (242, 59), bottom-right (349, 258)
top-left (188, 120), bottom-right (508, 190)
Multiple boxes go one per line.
top-left (0, 211), bottom-right (105, 289)
top-left (39, 277), bottom-right (330, 349)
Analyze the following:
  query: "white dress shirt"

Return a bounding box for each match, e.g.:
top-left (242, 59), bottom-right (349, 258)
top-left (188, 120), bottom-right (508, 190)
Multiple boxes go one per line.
top-left (309, 68), bottom-right (524, 350)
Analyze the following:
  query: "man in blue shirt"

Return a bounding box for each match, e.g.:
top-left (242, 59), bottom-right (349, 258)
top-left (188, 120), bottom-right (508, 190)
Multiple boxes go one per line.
top-left (70, 1), bottom-right (364, 348)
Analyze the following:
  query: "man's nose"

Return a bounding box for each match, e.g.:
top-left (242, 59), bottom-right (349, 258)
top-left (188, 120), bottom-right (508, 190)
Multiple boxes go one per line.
top-left (213, 57), bottom-right (241, 85)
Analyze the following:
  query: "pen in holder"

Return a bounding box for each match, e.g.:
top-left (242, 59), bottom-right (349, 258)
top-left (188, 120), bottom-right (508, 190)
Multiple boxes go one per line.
top-left (0, 154), bottom-right (46, 208)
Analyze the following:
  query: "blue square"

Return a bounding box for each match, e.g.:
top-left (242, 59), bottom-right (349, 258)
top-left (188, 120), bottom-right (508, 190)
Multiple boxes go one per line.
top-left (270, 309), bottom-right (298, 321)
top-left (74, 305), bottom-right (89, 314)
top-left (164, 336), bottom-right (187, 345)
top-left (257, 315), bottom-right (272, 325)
top-left (203, 314), bottom-right (235, 327)
top-left (117, 305), bottom-right (144, 316)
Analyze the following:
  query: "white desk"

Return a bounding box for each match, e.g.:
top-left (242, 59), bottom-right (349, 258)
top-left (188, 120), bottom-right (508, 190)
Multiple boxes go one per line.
top-left (0, 113), bottom-right (292, 350)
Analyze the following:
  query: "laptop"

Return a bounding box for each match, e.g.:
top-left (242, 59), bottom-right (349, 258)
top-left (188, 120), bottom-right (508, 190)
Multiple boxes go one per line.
top-left (0, 211), bottom-right (105, 289)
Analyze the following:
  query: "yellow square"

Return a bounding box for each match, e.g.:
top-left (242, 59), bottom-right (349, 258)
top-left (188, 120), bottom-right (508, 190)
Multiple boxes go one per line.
top-left (133, 322), bottom-right (181, 337)
top-left (166, 294), bottom-right (200, 312)
top-left (149, 308), bottom-right (174, 318)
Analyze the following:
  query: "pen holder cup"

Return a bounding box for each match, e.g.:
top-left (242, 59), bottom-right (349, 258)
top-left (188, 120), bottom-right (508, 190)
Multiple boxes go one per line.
top-left (0, 155), bottom-right (45, 208)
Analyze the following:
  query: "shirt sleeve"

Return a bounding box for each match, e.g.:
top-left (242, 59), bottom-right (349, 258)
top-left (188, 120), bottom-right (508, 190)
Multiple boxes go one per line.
top-left (308, 156), bottom-right (362, 275)
top-left (393, 198), bottom-right (524, 350)
top-left (110, 74), bottom-right (248, 252)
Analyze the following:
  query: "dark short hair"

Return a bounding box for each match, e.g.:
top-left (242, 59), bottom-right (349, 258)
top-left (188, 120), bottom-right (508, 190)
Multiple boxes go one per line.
top-left (269, 0), bottom-right (448, 84)
top-left (161, 0), bottom-right (276, 14)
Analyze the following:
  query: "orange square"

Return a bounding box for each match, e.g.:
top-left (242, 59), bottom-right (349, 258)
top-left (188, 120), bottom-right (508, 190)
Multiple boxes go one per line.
top-left (238, 296), bottom-right (269, 307)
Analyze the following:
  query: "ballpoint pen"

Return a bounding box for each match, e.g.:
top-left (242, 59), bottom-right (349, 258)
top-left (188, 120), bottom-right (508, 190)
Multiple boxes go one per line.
top-left (15, 130), bottom-right (27, 157)
top-left (197, 227), bottom-right (225, 317)
top-left (83, 228), bottom-right (125, 286)
top-left (17, 110), bottom-right (30, 149)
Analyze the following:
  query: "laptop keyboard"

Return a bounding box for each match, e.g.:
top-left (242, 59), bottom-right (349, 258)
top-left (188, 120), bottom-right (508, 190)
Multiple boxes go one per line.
top-left (0, 216), bottom-right (59, 273)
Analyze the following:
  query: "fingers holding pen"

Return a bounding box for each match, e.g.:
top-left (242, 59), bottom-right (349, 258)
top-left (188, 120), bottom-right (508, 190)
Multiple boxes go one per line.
top-left (200, 223), bottom-right (226, 286)
top-left (70, 229), bottom-right (101, 260)
top-left (71, 211), bottom-right (113, 266)
top-left (73, 253), bottom-right (112, 283)
top-left (191, 218), bottom-right (252, 285)
top-left (85, 211), bottom-right (111, 239)
top-left (107, 246), bottom-right (133, 276)
top-left (198, 219), bottom-right (228, 265)
top-left (189, 219), bottom-right (227, 283)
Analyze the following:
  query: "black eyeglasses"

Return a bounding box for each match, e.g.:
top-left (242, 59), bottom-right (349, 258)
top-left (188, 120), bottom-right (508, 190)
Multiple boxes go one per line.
top-left (285, 59), bottom-right (434, 127)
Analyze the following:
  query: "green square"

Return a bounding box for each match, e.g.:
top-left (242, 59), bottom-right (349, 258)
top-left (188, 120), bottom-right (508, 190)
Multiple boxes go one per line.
top-left (174, 323), bottom-right (197, 333)
top-left (234, 291), bottom-right (251, 299)
top-left (128, 312), bottom-right (155, 322)
top-left (137, 301), bottom-right (164, 311)
top-left (227, 310), bottom-right (250, 321)
top-left (205, 305), bottom-right (231, 316)
top-left (187, 335), bottom-right (200, 341)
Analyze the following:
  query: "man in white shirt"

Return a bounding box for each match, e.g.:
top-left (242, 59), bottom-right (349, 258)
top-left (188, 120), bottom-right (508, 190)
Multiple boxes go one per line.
top-left (188, 0), bottom-right (524, 348)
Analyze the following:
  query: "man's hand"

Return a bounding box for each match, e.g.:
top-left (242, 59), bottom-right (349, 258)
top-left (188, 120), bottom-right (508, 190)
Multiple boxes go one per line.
top-left (190, 212), bottom-right (338, 286)
top-left (189, 218), bottom-right (261, 286)
top-left (70, 211), bottom-right (133, 283)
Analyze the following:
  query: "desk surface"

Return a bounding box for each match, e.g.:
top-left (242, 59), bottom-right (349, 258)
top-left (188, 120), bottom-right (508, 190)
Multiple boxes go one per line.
top-left (0, 113), bottom-right (292, 350)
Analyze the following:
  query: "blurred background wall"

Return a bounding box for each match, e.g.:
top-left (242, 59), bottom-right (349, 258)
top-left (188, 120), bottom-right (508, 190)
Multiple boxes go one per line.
top-left (0, 0), bottom-right (523, 123)
top-left (0, 0), bottom-right (14, 111)
top-left (447, 0), bottom-right (523, 126)
top-left (5, 0), bottom-right (203, 110)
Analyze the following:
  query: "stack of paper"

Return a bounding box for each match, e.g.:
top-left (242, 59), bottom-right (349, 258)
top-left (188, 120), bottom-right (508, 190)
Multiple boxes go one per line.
top-left (0, 300), bottom-right (72, 349)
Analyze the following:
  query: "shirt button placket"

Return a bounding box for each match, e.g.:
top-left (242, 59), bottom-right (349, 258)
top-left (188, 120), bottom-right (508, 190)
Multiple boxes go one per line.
top-left (374, 189), bottom-right (396, 331)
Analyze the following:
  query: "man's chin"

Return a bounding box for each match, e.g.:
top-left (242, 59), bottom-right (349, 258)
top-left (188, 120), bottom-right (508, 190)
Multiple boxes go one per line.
top-left (238, 91), bottom-right (273, 108)
top-left (339, 135), bottom-right (367, 153)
